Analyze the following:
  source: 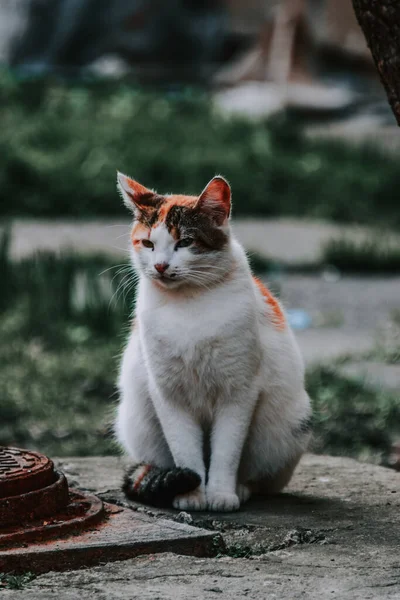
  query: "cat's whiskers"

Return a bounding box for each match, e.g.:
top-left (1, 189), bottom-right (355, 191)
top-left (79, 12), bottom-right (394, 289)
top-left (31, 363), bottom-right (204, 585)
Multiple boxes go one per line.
top-left (181, 267), bottom-right (228, 283)
top-left (179, 272), bottom-right (216, 292)
top-left (109, 270), bottom-right (137, 310)
top-left (99, 263), bottom-right (131, 277)
top-left (108, 267), bottom-right (137, 294)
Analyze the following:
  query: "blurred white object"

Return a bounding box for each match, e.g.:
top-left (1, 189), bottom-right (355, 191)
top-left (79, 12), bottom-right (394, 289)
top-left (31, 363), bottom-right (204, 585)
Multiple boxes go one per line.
top-left (85, 55), bottom-right (131, 78)
top-left (322, 265), bottom-right (341, 283)
top-left (214, 80), bottom-right (354, 119)
top-left (286, 309), bottom-right (312, 330)
top-left (0, 0), bottom-right (29, 63)
top-left (214, 82), bottom-right (285, 119)
top-left (286, 82), bottom-right (355, 111)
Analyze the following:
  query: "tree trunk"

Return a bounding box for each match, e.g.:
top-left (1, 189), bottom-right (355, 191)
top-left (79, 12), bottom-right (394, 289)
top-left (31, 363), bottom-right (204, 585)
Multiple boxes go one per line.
top-left (352, 0), bottom-right (400, 125)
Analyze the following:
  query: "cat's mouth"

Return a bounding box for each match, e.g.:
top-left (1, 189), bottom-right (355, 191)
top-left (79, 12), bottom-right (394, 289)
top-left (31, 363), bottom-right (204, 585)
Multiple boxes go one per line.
top-left (151, 272), bottom-right (180, 287)
top-left (156, 273), bottom-right (176, 280)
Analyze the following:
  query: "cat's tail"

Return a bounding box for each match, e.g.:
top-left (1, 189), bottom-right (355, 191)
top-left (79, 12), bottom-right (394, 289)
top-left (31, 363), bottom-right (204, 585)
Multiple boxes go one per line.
top-left (122, 463), bottom-right (201, 508)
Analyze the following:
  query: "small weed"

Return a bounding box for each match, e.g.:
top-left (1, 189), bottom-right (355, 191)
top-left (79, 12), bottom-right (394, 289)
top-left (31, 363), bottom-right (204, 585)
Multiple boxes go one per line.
top-left (268, 528), bottom-right (326, 551)
top-left (216, 529), bottom-right (328, 559)
top-left (211, 534), bottom-right (226, 556)
top-left (0, 572), bottom-right (36, 590)
top-left (217, 542), bottom-right (267, 559)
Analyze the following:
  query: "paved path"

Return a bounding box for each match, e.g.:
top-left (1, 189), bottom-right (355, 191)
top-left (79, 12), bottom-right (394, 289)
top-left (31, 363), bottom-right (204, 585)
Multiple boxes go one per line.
top-left (279, 274), bottom-right (400, 366)
top-left (3, 217), bottom-right (389, 264)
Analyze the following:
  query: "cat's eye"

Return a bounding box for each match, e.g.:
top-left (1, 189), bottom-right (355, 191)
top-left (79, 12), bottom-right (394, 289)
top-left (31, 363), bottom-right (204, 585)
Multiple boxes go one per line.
top-left (142, 239), bottom-right (154, 249)
top-left (175, 238), bottom-right (193, 250)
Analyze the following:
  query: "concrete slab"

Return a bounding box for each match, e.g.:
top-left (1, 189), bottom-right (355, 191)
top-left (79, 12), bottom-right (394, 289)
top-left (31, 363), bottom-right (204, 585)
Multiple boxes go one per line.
top-left (0, 503), bottom-right (220, 575)
top-left (3, 454), bottom-right (399, 599)
top-left (6, 550), bottom-right (399, 600)
top-left (56, 456), bottom-right (400, 548)
top-left (55, 454), bottom-right (400, 558)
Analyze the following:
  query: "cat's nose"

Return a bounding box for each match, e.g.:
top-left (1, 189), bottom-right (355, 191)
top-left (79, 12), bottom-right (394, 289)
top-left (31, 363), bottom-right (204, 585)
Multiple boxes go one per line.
top-left (154, 262), bottom-right (169, 274)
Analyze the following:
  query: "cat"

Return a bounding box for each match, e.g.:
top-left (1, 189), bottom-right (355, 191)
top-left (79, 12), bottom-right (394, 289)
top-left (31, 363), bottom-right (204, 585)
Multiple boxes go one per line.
top-left (115, 172), bottom-right (312, 512)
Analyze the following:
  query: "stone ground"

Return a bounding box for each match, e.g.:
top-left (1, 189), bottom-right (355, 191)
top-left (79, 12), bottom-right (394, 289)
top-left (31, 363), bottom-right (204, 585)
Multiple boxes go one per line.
top-left (3, 454), bottom-right (400, 599)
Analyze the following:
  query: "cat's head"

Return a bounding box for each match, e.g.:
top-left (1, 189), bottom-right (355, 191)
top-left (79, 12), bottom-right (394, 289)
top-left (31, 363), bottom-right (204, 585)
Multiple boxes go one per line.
top-left (117, 173), bottom-right (232, 290)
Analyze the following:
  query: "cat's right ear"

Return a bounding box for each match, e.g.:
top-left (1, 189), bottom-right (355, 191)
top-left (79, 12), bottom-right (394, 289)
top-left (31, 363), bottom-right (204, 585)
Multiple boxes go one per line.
top-left (117, 172), bottom-right (157, 217)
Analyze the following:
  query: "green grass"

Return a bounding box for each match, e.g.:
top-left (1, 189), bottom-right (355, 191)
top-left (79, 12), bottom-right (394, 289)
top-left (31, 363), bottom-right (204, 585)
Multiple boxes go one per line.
top-left (0, 312), bottom-right (120, 455)
top-left (322, 236), bottom-right (400, 273)
top-left (0, 230), bottom-right (133, 455)
top-left (307, 366), bottom-right (400, 466)
top-left (247, 252), bottom-right (274, 274)
top-left (1, 71), bottom-right (400, 227)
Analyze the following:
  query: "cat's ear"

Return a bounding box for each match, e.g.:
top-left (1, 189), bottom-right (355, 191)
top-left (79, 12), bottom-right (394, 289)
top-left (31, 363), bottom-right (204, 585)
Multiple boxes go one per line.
top-left (117, 172), bottom-right (158, 217)
top-left (196, 176), bottom-right (231, 225)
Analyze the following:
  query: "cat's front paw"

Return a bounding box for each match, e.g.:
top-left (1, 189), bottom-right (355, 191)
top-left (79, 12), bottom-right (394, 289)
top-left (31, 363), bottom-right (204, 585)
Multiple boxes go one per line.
top-left (173, 487), bottom-right (207, 511)
top-left (207, 490), bottom-right (240, 512)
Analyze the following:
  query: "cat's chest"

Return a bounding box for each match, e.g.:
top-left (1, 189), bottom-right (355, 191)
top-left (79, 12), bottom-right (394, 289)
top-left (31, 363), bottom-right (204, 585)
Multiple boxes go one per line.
top-left (143, 327), bottom-right (246, 409)
top-left (139, 285), bottom-right (250, 348)
top-left (138, 296), bottom-right (259, 400)
top-left (140, 302), bottom-right (233, 364)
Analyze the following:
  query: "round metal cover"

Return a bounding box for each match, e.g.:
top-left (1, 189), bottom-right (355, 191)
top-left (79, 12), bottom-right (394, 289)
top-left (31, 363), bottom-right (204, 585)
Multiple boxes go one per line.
top-left (0, 447), bottom-right (55, 498)
top-left (0, 471), bottom-right (69, 526)
top-left (0, 490), bottom-right (105, 549)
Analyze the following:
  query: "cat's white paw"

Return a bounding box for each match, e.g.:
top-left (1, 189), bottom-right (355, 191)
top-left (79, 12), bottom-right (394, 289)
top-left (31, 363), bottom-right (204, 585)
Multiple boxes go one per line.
top-left (207, 491), bottom-right (240, 512)
top-left (237, 483), bottom-right (251, 504)
top-left (173, 487), bottom-right (207, 511)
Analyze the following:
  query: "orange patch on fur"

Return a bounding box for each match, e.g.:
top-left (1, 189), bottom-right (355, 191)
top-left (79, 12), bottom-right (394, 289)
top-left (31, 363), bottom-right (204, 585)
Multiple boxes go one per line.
top-left (157, 194), bottom-right (197, 226)
top-left (131, 222), bottom-right (150, 248)
top-left (253, 277), bottom-right (286, 330)
top-left (133, 464), bottom-right (152, 491)
top-left (169, 225), bottom-right (180, 241)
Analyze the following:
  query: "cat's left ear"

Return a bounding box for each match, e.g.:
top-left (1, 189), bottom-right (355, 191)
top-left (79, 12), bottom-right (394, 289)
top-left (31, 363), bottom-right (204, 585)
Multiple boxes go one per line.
top-left (196, 176), bottom-right (231, 226)
top-left (117, 171), bottom-right (158, 217)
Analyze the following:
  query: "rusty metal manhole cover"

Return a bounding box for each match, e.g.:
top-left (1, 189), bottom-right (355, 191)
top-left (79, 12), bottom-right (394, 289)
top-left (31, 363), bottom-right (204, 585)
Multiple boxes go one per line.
top-left (0, 447), bottom-right (105, 546)
top-left (0, 447), bottom-right (55, 498)
top-left (0, 447), bottom-right (220, 575)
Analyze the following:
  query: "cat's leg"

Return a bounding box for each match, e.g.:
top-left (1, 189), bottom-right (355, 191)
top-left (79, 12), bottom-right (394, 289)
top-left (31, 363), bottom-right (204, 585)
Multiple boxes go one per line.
top-left (206, 383), bottom-right (260, 512)
top-left (236, 483), bottom-right (252, 504)
top-left (116, 374), bottom-right (174, 469)
top-left (252, 453), bottom-right (303, 495)
top-left (116, 331), bottom-right (174, 468)
top-left (149, 386), bottom-right (207, 511)
top-left (239, 388), bottom-right (311, 495)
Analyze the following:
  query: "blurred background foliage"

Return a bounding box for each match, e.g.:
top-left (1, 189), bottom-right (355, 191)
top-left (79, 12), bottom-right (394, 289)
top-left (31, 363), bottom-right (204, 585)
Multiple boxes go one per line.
top-left (1, 229), bottom-right (399, 463)
top-left (1, 0), bottom-right (400, 469)
top-left (0, 73), bottom-right (400, 227)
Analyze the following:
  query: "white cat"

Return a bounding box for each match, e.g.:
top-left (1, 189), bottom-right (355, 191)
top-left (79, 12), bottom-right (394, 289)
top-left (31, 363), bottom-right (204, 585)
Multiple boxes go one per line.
top-left (115, 172), bottom-right (311, 512)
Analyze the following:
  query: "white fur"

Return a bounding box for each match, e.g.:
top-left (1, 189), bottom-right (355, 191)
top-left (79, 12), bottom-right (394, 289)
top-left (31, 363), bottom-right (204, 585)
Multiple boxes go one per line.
top-left (116, 220), bottom-right (311, 512)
